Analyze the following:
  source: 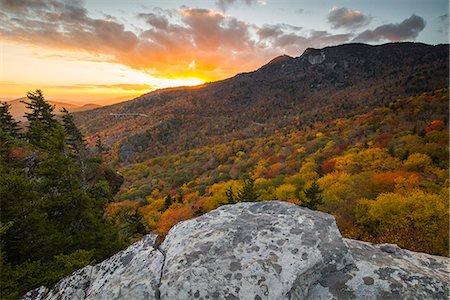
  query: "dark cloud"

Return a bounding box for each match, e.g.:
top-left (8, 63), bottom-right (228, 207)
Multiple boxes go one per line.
top-left (0, 0), bottom-right (49, 14)
top-left (138, 13), bottom-right (170, 30)
top-left (257, 24), bottom-right (302, 40)
top-left (328, 7), bottom-right (371, 29)
top-left (216, 0), bottom-right (261, 12)
top-left (437, 14), bottom-right (448, 34)
top-left (354, 14), bottom-right (425, 42)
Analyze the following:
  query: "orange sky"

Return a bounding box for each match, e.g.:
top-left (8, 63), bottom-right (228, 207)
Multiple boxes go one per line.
top-left (0, 0), bottom-right (447, 105)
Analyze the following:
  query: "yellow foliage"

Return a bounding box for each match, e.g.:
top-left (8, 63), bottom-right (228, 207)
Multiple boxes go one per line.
top-left (403, 153), bottom-right (432, 171)
top-left (335, 148), bottom-right (400, 174)
top-left (317, 172), bottom-right (356, 213)
top-left (355, 190), bottom-right (449, 256)
top-left (299, 159), bottom-right (319, 182)
top-left (394, 173), bottom-right (421, 192)
top-left (151, 188), bottom-right (160, 198)
top-left (274, 184), bottom-right (297, 201)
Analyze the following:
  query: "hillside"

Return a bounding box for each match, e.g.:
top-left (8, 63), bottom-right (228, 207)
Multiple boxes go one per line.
top-left (74, 42), bottom-right (449, 164)
top-left (106, 89), bottom-right (449, 256)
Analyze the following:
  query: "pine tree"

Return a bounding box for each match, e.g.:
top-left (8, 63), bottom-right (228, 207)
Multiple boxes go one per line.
top-left (225, 186), bottom-right (237, 204)
top-left (61, 108), bottom-right (86, 154)
top-left (164, 195), bottom-right (173, 210)
top-left (96, 135), bottom-right (105, 154)
top-left (22, 90), bottom-right (58, 146)
top-left (301, 181), bottom-right (323, 210)
top-left (236, 178), bottom-right (260, 202)
top-left (0, 102), bottom-right (21, 138)
top-left (61, 108), bottom-right (88, 188)
top-left (1, 90), bottom-right (124, 299)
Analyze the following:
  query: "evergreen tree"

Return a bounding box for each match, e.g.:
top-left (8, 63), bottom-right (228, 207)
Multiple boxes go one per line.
top-left (61, 108), bottom-right (88, 187)
top-left (61, 108), bottom-right (86, 154)
top-left (0, 90), bottom-right (124, 299)
top-left (236, 178), bottom-right (260, 202)
top-left (164, 195), bottom-right (173, 210)
top-left (0, 102), bottom-right (21, 138)
top-left (225, 186), bottom-right (237, 204)
top-left (96, 135), bottom-right (105, 154)
top-left (301, 181), bottom-right (323, 210)
top-left (22, 90), bottom-right (58, 147)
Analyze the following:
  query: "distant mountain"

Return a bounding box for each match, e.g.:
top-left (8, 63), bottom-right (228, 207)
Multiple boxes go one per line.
top-left (5, 98), bottom-right (101, 121)
top-left (74, 42), bottom-right (449, 163)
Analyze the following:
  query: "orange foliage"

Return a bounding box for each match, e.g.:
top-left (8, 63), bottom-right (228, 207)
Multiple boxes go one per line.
top-left (157, 205), bottom-right (194, 235)
top-left (425, 119), bottom-right (445, 132)
top-left (371, 171), bottom-right (420, 194)
top-left (8, 146), bottom-right (33, 160)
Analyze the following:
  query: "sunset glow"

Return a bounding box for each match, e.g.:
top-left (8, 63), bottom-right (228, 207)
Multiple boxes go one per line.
top-left (0, 0), bottom-right (448, 105)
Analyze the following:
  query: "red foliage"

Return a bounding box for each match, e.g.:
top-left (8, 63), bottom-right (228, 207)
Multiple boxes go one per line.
top-left (373, 133), bottom-right (393, 148)
top-left (322, 158), bottom-right (337, 173)
top-left (425, 120), bottom-right (445, 132)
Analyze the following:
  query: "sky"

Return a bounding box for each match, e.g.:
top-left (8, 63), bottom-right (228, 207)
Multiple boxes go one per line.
top-left (0, 0), bottom-right (448, 105)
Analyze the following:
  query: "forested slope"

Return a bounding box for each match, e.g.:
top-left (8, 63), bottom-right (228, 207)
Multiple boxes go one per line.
top-left (107, 89), bottom-right (449, 256)
top-left (74, 43), bottom-right (449, 164)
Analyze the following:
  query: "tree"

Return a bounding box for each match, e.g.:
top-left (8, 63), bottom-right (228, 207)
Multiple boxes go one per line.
top-left (22, 90), bottom-right (57, 146)
top-left (96, 135), bottom-right (105, 153)
top-left (164, 195), bottom-right (173, 210)
top-left (236, 178), bottom-right (260, 202)
top-left (0, 102), bottom-right (20, 138)
top-left (355, 190), bottom-right (448, 256)
top-left (301, 181), bottom-right (323, 209)
top-left (0, 90), bottom-right (125, 299)
top-left (61, 108), bottom-right (88, 187)
top-left (61, 108), bottom-right (86, 154)
top-left (225, 186), bottom-right (237, 204)
top-left (275, 183), bottom-right (297, 201)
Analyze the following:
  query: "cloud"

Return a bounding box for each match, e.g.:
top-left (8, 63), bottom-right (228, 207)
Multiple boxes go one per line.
top-left (438, 14), bottom-right (449, 34)
top-left (75, 84), bottom-right (154, 91)
top-left (353, 14), bottom-right (426, 42)
top-left (7, 0), bottom-right (415, 82)
top-left (216, 0), bottom-right (261, 12)
top-left (328, 7), bottom-right (371, 29)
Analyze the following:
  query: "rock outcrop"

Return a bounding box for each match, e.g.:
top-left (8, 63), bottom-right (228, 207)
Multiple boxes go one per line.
top-left (23, 201), bottom-right (449, 300)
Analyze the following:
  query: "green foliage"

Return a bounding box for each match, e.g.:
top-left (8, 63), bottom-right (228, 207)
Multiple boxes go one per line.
top-left (164, 195), bottom-right (173, 210)
top-left (22, 90), bottom-right (58, 147)
top-left (225, 186), bottom-right (237, 204)
top-left (236, 178), bottom-right (260, 202)
top-left (301, 181), bottom-right (324, 210)
top-left (0, 90), bottom-right (125, 299)
top-left (0, 101), bottom-right (21, 138)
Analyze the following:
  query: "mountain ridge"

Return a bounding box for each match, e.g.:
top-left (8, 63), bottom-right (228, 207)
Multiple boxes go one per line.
top-left (5, 97), bottom-right (101, 121)
top-left (73, 42), bottom-right (449, 164)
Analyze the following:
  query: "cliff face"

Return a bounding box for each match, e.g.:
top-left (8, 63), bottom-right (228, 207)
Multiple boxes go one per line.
top-left (23, 201), bottom-right (449, 300)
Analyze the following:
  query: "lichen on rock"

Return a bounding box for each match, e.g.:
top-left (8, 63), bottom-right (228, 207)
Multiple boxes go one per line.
top-left (23, 201), bottom-right (449, 300)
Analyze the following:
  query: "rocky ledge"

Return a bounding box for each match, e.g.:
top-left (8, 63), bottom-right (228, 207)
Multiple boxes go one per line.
top-left (23, 201), bottom-right (449, 300)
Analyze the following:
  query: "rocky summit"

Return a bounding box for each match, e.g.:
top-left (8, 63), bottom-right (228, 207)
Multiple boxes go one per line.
top-left (23, 201), bottom-right (449, 300)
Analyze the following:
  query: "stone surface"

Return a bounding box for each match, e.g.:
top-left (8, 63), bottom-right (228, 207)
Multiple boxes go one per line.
top-left (23, 234), bottom-right (164, 300)
top-left (159, 201), bottom-right (353, 300)
top-left (23, 201), bottom-right (449, 300)
top-left (308, 238), bottom-right (449, 299)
